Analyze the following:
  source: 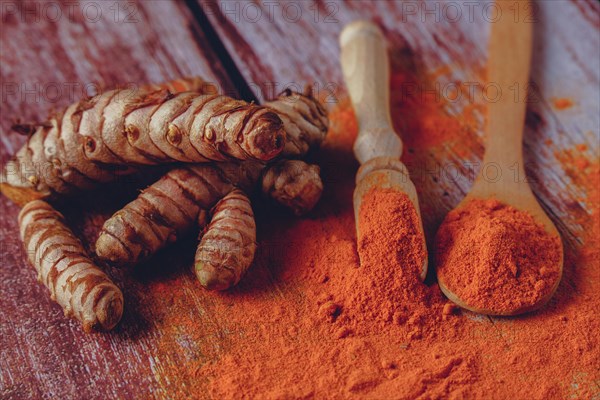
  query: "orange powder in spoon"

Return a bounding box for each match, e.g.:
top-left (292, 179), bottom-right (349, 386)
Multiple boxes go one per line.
top-left (435, 199), bottom-right (562, 314)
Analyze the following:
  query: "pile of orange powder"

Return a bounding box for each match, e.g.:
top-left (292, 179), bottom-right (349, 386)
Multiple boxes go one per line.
top-left (436, 199), bottom-right (563, 315)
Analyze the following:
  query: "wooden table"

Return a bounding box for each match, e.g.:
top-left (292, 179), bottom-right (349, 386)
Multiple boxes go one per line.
top-left (1, 1), bottom-right (598, 398)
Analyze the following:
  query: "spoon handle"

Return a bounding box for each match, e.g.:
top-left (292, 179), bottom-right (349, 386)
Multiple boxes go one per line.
top-left (484, 1), bottom-right (533, 168)
top-left (340, 21), bottom-right (402, 164)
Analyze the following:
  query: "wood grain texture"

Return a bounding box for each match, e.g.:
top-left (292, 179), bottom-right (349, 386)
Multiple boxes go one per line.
top-left (1, 0), bottom-right (599, 398)
top-left (0, 1), bottom-right (235, 398)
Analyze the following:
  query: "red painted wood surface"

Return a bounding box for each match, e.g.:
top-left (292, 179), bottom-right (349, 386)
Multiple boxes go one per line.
top-left (1, 0), bottom-right (598, 398)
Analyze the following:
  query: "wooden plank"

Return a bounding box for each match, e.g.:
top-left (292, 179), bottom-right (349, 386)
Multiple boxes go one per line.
top-left (0, 1), bottom-right (236, 398)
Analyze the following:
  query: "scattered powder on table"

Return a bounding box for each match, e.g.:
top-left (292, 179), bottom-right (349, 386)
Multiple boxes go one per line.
top-left (386, 58), bottom-right (485, 156)
top-left (435, 199), bottom-right (562, 314)
top-left (389, 71), bottom-right (472, 152)
top-left (387, 67), bottom-right (484, 228)
top-left (199, 107), bottom-right (465, 399)
top-left (552, 97), bottom-right (574, 110)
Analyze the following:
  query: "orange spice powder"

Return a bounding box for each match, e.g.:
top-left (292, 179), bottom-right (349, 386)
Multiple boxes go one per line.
top-left (435, 199), bottom-right (562, 314)
top-left (386, 58), bottom-right (485, 158)
top-left (142, 88), bottom-right (599, 398)
top-left (390, 72), bottom-right (463, 150)
top-left (200, 173), bottom-right (466, 399)
top-left (552, 97), bottom-right (574, 110)
top-left (353, 188), bottom-right (429, 331)
top-left (192, 104), bottom-right (598, 398)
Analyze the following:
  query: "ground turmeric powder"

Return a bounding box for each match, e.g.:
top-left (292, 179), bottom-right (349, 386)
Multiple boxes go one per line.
top-left (435, 199), bottom-right (563, 314)
top-left (355, 188), bottom-right (427, 326)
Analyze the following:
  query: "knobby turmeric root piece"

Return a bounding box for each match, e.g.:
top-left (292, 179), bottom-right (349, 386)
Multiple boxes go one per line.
top-left (195, 189), bottom-right (256, 290)
top-left (261, 159), bottom-right (323, 215)
top-left (95, 162), bottom-right (261, 266)
top-left (265, 88), bottom-right (329, 157)
top-left (18, 200), bottom-right (123, 332)
top-left (1, 78), bottom-right (285, 205)
top-left (152, 80), bottom-right (328, 158)
top-left (95, 159), bottom-right (323, 266)
top-left (95, 88), bottom-right (329, 266)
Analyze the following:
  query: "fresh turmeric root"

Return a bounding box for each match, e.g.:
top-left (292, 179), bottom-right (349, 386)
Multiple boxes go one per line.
top-left (1, 78), bottom-right (285, 205)
top-left (193, 160), bottom-right (322, 291)
top-left (95, 161), bottom-right (260, 265)
top-left (195, 160), bottom-right (323, 290)
top-left (19, 200), bottom-right (123, 332)
top-left (95, 159), bottom-right (322, 266)
top-left (195, 189), bottom-right (256, 290)
top-left (95, 86), bottom-right (328, 267)
top-left (261, 159), bottom-right (323, 215)
top-left (7, 77), bottom-right (327, 299)
top-left (196, 159), bottom-right (323, 290)
top-left (265, 88), bottom-right (328, 157)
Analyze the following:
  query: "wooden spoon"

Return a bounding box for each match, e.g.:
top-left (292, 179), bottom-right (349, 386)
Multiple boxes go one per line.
top-left (436, 1), bottom-right (564, 315)
top-left (340, 21), bottom-right (428, 280)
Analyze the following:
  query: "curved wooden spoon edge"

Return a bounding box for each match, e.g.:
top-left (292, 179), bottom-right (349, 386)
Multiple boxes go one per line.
top-left (437, 268), bottom-right (563, 317)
